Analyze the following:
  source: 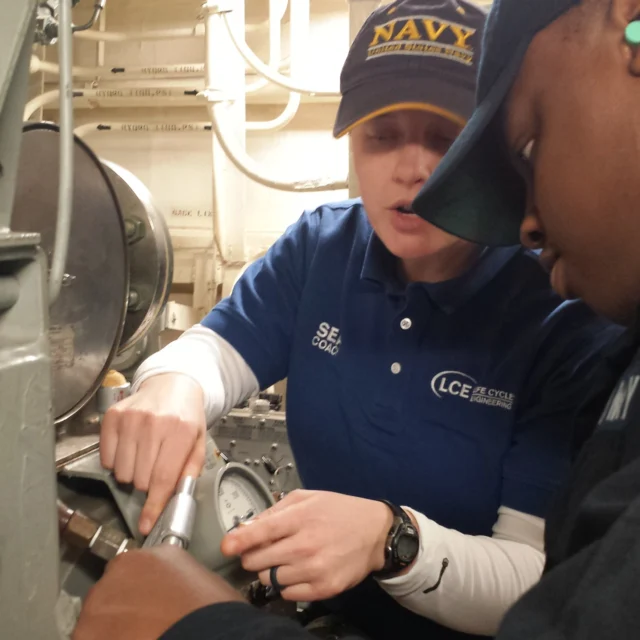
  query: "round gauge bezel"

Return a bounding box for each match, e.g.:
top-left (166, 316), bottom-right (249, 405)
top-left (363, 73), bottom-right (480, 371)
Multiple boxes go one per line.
top-left (213, 462), bottom-right (275, 533)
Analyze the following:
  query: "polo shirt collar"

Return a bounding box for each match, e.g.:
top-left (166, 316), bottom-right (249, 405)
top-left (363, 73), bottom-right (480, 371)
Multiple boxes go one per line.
top-left (361, 231), bottom-right (521, 313)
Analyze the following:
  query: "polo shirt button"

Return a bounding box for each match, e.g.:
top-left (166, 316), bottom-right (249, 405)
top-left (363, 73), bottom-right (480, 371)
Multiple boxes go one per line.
top-left (400, 318), bottom-right (412, 330)
top-left (391, 362), bottom-right (402, 374)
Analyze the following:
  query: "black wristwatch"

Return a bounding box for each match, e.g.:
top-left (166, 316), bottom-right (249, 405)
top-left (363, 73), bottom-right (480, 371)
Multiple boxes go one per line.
top-left (372, 500), bottom-right (420, 578)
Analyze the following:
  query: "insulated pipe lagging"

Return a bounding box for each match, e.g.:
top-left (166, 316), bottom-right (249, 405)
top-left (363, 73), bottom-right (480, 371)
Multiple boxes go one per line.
top-left (210, 102), bottom-right (347, 192)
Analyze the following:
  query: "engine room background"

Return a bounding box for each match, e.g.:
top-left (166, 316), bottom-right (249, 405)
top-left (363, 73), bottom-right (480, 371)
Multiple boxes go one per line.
top-left (31, 0), bottom-right (360, 326)
top-left (27, 0), bottom-right (492, 387)
top-left (2, 2), bottom-right (494, 635)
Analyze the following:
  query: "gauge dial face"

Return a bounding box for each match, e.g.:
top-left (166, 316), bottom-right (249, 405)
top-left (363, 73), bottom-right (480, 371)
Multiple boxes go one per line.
top-left (218, 470), bottom-right (271, 532)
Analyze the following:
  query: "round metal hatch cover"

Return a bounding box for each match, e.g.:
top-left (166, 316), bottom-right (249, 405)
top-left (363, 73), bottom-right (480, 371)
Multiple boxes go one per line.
top-left (101, 160), bottom-right (173, 353)
top-left (12, 123), bottom-right (128, 423)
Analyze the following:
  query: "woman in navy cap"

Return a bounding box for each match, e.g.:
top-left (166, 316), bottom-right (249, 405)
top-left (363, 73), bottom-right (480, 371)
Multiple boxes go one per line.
top-left (98, 1), bottom-right (620, 638)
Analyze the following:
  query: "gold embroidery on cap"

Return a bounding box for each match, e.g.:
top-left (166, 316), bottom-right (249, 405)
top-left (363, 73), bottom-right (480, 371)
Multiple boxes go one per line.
top-left (367, 14), bottom-right (476, 66)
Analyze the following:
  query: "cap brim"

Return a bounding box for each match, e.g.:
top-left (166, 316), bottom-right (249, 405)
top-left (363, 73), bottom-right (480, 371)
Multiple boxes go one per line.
top-left (333, 72), bottom-right (473, 138)
top-left (412, 45), bottom-right (529, 247)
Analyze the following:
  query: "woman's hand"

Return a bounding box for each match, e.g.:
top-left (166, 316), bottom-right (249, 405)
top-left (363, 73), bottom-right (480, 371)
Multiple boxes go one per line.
top-left (221, 490), bottom-right (394, 601)
top-left (100, 373), bottom-right (207, 535)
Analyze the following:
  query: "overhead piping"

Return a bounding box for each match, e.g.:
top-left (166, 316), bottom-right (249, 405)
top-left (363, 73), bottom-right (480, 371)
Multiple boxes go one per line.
top-left (245, 0), bottom-right (305, 131)
top-left (221, 11), bottom-right (340, 97)
top-left (49, 0), bottom-right (75, 304)
top-left (245, 92), bottom-right (300, 131)
top-left (70, 18), bottom-right (274, 42)
top-left (74, 122), bottom-right (213, 136)
top-left (202, 1), bottom-right (345, 190)
top-left (24, 86), bottom-right (203, 120)
top-left (30, 56), bottom-right (206, 79)
top-left (210, 101), bottom-right (347, 192)
top-left (245, 0), bottom-right (287, 94)
top-left (72, 0), bottom-right (106, 32)
top-left (73, 25), bottom-right (205, 41)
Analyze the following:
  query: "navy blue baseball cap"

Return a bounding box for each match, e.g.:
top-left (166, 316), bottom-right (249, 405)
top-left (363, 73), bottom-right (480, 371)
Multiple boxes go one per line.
top-left (333, 0), bottom-right (487, 138)
top-left (412, 0), bottom-right (579, 246)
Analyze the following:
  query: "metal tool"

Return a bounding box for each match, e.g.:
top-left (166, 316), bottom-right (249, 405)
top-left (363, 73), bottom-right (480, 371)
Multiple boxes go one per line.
top-left (57, 499), bottom-right (138, 561)
top-left (142, 476), bottom-right (198, 549)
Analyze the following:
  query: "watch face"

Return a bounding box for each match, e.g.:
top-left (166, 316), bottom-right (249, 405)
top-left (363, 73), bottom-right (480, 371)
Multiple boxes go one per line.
top-left (397, 532), bottom-right (420, 563)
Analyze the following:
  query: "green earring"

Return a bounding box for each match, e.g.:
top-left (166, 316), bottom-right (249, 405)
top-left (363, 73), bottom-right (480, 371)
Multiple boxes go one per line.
top-left (625, 21), bottom-right (640, 46)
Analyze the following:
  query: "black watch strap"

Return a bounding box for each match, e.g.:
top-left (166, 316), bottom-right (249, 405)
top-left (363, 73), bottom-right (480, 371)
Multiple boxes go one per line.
top-left (379, 499), bottom-right (408, 523)
top-left (372, 500), bottom-right (419, 579)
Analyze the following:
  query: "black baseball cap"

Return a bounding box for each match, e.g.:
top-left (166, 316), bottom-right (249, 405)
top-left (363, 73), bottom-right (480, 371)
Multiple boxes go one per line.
top-left (412, 0), bottom-right (580, 246)
top-left (333, 0), bottom-right (487, 138)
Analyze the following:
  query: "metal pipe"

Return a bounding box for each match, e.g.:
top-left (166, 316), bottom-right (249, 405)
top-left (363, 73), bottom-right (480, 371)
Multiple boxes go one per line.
top-left (211, 102), bottom-right (347, 192)
top-left (269, 0), bottom-right (287, 69)
top-left (29, 57), bottom-right (289, 82)
top-left (71, 19), bottom-right (271, 41)
top-left (24, 86), bottom-right (202, 119)
top-left (73, 115), bottom-right (305, 136)
top-left (244, 0), bottom-right (287, 95)
top-left (221, 11), bottom-right (339, 97)
top-left (30, 55), bottom-right (206, 79)
top-left (74, 121), bottom-right (212, 136)
top-left (246, 92), bottom-right (300, 131)
top-left (97, 0), bottom-right (107, 67)
top-left (203, 0), bottom-right (345, 192)
top-left (25, 90), bottom-right (333, 118)
top-left (25, 88), bottom-right (60, 118)
top-left (203, 0), bottom-right (247, 264)
top-left (71, 21), bottom-right (276, 41)
top-left (72, 0), bottom-right (106, 32)
top-left (246, 0), bottom-right (301, 130)
top-left (74, 25), bottom-right (205, 41)
top-left (0, 277), bottom-right (20, 312)
top-left (49, 0), bottom-right (74, 305)
top-left (244, 0), bottom-right (303, 131)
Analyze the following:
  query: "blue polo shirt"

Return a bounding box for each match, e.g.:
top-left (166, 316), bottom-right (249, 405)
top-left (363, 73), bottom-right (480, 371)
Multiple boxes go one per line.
top-left (202, 200), bottom-right (621, 535)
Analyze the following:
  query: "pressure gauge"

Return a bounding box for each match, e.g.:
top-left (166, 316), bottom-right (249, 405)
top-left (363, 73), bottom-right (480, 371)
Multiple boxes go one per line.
top-left (218, 467), bottom-right (271, 532)
top-left (188, 462), bottom-right (275, 573)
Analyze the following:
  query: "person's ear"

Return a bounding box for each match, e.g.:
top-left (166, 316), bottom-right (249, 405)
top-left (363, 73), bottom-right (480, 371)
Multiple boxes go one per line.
top-left (610, 0), bottom-right (640, 76)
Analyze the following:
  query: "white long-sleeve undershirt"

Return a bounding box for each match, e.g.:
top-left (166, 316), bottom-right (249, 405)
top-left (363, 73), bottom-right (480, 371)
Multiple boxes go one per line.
top-left (132, 324), bottom-right (260, 423)
top-left (378, 506), bottom-right (544, 636)
top-left (132, 324), bottom-right (545, 635)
